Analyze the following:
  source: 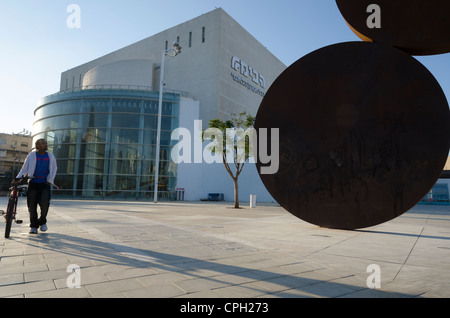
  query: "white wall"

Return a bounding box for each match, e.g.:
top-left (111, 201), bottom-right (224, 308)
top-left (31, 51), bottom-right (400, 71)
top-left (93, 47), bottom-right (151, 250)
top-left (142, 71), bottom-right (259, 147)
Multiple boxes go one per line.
top-left (82, 59), bottom-right (153, 88)
top-left (195, 161), bottom-right (276, 203)
top-left (175, 97), bottom-right (203, 201)
top-left (177, 152), bottom-right (276, 203)
top-left (59, 8), bottom-right (286, 126)
top-left (217, 10), bottom-right (286, 120)
top-left (175, 97), bottom-right (276, 203)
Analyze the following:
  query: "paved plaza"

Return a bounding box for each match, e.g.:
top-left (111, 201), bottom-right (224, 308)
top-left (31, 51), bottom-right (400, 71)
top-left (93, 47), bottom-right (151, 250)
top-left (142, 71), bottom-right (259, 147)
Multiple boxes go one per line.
top-left (0, 197), bottom-right (449, 298)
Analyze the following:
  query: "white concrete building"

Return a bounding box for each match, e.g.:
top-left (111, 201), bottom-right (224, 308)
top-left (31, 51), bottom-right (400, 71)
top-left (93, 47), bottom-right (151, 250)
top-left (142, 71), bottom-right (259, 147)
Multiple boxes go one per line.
top-left (61, 8), bottom-right (285, 127)
top-left (34, 8), bottom-right (287, 203)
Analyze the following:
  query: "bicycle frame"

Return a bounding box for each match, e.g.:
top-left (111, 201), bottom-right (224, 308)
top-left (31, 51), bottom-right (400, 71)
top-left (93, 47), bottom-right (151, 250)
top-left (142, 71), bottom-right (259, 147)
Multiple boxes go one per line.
top-left (3, 178), bottom-right (26, 238)
top-left (7, 185), bottom-right (19, 219)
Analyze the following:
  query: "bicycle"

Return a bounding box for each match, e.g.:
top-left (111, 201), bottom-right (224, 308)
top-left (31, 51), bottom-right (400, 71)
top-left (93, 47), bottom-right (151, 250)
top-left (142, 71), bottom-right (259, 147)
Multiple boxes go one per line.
top-left (1, 177), bottom-right (29, 239)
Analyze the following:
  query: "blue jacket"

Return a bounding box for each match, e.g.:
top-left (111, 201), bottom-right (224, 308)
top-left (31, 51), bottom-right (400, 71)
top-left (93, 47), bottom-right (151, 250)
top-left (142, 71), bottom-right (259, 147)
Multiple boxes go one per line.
top-left (17, 151), bottom-right (58, 185)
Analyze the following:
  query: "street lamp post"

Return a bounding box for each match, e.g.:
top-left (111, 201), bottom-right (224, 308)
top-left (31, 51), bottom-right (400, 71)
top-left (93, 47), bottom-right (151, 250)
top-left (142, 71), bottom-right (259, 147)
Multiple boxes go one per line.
top-left (154, 42), bottom-right (182, 203)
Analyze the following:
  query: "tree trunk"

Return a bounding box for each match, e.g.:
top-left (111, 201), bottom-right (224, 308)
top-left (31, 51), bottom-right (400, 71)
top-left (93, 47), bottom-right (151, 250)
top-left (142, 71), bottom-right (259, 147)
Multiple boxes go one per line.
top-left (233, 178), bottom-right (239, 208)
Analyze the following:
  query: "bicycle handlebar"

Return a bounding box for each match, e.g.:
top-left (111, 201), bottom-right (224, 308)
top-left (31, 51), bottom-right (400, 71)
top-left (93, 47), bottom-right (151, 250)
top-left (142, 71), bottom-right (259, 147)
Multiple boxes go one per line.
top-left (13, 176), bottom-right (33, 181)
top-left (11, 176), bottom-right (32, 185)
top-left (11, 176), bottom-right (60, 190)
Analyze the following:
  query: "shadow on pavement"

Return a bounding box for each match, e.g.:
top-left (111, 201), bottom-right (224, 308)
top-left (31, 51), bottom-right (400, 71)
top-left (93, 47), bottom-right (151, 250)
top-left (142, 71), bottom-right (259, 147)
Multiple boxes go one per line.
top-left (21, 232), bottom-right (417, 298)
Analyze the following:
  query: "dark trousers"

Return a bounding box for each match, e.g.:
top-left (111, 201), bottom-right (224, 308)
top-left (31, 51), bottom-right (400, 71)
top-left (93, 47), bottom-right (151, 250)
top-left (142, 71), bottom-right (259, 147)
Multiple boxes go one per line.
top-left (27, 182), bottom-right (51, 228)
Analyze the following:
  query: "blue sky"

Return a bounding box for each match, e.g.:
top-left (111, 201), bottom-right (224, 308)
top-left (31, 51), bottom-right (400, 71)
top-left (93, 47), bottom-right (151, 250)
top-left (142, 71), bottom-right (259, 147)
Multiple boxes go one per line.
top-left (0, 0), bottom-right (449, 134)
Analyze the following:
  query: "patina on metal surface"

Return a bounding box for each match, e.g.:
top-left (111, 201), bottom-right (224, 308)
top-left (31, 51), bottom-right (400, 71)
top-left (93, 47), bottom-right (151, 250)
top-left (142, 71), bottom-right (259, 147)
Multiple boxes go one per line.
top-left (335, 0), bottom-right (450, 55)
top-left (255, 42), bottom-right (450, 230)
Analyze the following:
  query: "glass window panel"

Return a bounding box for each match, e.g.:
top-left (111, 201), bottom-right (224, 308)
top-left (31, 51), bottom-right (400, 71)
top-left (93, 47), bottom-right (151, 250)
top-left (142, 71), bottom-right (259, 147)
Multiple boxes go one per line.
top-left (81, 128), bottom-right (107, 143)
top-left (162, 102), bottom-right (173, 116)
top-left (143, 100), bottom-right (158, 115)
top-left (110, 129), bottom-right (140, 144)
top-left (110, 159), bottom-right (138, 175)
top-left (82, 175), bottom-right (104, 194)
top-left (33, 119), bottom-right (52, 134)
top-left (36, 100), bottom-right (82, 118)
top-left (141, 160), bottom-right (155, 176)
top-left (144, 115), bottom-right (157, 129)
top-left (158, 160), bottom-right (171, 175)
top-left (165, 162), bottom-right (177, 177)
top-left (139, 176), bottom-right (154, 191)
top-left (109, 142), bottom-right (139, 158)
top-left (141, 145), bottom-right (155, 161)
top-left (156, 176), bottom-right (169, 191)
top-left (143, 130), bottom-right (156, 145)
top-left (34, 114), bottom-right (85, 132)
top-left (55, 159), bottom-right (76, 174)
top-left (160, 131), bottom-right (174, 146)
top-left (76, 174), bottom-right (84, 189)
top-left (159, 146), bottom-right (171, 161)
top-left (82, 158), bottom-right (104, 174)
top-left (111, 114), bottom-right (140, 129)
top-left (85, 113), bottom-right (108, 128)
top-left (53, 129), bottom-right (79, 144)
top-left (111, 99), bottom-right (141, 113)
top-left (107, 175), bottom-right (137, 191)
top-left (161, 116), bottom-right (172, 131)
top-left (83, 98), bottom-right (110, 113)
top-left (80, 143), bottom-right (106, 159)
top-left (54, 175), bottom-right (74, 190)
top-left (53, 144), bottom-right (77, 159)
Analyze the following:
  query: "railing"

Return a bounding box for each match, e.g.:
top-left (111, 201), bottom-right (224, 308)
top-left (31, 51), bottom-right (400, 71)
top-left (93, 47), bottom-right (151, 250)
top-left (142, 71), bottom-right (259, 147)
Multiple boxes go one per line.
top-left (59, 84), bottom-right (191, 98)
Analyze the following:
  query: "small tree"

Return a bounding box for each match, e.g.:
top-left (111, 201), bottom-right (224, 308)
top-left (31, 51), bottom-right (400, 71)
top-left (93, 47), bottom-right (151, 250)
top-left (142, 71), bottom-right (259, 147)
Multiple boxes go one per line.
top-left (203, 112), bottom-right (256, 208)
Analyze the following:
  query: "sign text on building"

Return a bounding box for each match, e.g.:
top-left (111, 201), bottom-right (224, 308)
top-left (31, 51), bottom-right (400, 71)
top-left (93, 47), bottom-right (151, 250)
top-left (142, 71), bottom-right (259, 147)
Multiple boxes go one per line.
top-left (231, 56), bottom-right (266, 97)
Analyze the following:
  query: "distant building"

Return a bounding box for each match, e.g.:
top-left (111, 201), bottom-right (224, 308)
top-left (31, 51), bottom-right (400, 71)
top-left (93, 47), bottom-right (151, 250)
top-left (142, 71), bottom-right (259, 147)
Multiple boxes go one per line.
top-left (0, 132), bottom-right (32, 177)
top-left (420, 157), bottom-right (450, 205)
top-left (444, 157), bottom-right (450, 171)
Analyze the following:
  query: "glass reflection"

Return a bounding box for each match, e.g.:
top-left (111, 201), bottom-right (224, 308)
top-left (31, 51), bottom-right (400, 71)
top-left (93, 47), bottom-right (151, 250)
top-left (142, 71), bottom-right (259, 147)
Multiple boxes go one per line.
top-left (33, 91), bottom-right (180, 200)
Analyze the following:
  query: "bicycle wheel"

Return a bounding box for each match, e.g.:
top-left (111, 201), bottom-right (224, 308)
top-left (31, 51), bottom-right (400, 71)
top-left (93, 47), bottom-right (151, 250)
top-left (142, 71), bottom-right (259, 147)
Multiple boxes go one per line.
top-left (4, 199), bottom-right (15, 239)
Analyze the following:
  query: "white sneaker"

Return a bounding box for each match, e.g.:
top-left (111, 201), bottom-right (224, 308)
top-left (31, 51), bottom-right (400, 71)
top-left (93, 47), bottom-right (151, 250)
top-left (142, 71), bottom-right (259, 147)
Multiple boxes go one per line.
top-left (29, 228), bottom-right (38, 234)
top-left (40, 224), bottom-right (48, 232)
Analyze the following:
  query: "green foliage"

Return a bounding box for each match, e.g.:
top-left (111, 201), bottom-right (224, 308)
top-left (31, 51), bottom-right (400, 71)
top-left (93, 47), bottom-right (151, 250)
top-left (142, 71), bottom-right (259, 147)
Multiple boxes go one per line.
top-left (203, 112), bottom-right (256, 162)
top-left (202, 111), bottom-right (256, 208)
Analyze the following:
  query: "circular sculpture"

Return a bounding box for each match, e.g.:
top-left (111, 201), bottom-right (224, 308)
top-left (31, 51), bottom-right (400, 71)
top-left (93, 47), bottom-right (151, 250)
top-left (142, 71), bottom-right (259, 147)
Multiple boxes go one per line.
top-left (255, 42), bottom-right (450, 230)
top-left (335, 0), bottom-right (450, 55)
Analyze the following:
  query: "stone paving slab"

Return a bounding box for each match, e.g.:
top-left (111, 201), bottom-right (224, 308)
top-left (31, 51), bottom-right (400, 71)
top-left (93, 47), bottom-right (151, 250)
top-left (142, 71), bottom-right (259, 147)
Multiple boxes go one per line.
top-left (0, 197), bottom-right (449, 299)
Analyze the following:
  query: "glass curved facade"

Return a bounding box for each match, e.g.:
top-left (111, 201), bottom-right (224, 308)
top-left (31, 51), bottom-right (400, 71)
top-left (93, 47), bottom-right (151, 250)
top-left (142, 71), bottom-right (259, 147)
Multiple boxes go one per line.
top-left (33, 89), bottom-right (180, 200)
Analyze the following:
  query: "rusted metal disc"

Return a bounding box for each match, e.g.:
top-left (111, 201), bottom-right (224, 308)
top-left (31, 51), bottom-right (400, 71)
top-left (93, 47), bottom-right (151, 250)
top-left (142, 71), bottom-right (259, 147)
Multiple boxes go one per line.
top-left (335, 0), bottom-right (450, 55)
top-left (255, 42), bottom-right (450, 230)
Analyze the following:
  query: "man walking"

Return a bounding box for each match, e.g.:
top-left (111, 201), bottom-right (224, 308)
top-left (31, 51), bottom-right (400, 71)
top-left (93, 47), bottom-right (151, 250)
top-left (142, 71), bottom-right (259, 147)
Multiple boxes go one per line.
top-left (17, 139), bottom-right (57, 234)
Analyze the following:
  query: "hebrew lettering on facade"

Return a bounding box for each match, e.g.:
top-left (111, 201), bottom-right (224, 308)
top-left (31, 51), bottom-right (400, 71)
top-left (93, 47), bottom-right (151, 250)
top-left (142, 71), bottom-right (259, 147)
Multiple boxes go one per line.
top-left (240, 60), bottom-right (249, 77)
top-left (231, 56), bottom-right (241, 72)
top-left (231, 56), bottom-right (265, 89)
top-left (250, 66), bottom-right (259, 84)
top-left (258, 74), bottom-right (265, 89)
